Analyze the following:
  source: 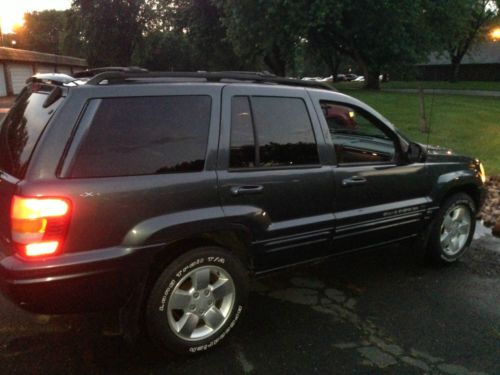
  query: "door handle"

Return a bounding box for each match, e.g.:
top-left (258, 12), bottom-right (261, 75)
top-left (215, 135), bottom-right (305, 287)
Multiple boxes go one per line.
top-left (342, 176), bottom-right (367, 187)
top-left (230, 185), bottom-right (264, 196)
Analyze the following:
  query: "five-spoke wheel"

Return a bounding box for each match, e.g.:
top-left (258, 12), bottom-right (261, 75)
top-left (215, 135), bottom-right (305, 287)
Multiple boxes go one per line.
top-left (146, 247), bottom-right (248, 353)
top-left (167, 266), bottom-right (235, 341)
top-left (428, 193), bottom-right (476, 264)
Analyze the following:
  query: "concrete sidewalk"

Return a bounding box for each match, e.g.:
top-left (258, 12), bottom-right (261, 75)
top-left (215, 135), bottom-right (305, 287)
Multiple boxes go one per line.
top-left (384, 88), bottom-right (500, 97)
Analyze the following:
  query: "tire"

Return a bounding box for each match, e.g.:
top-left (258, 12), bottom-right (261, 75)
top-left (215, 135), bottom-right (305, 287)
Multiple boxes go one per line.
top-left (145, 246), bottom-right (248, 354)
top-left (427, 193), bottom-right (476, 264)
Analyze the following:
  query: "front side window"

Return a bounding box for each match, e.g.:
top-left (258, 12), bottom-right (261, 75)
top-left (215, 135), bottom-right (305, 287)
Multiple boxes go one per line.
top-left (229, 96), bottom-right (319, 168)
top-left (70, 95), bottom-right (211, 178)
top-left (320, 101), bottom-right (395, 164)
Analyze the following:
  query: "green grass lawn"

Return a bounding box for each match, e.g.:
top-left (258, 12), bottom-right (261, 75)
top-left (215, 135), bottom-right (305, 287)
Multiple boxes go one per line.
top-left (334, 80), bottom-right (500, 91)
top-left (338, 90), bottom-right (500, 175)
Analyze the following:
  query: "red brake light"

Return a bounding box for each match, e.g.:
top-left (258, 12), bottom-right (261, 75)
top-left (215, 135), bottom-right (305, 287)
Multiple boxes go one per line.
top-left (11, 196), bottom-right (71, 258)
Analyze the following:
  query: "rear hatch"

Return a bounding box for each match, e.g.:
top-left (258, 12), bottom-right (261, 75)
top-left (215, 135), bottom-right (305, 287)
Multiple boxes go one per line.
top-left (0, 85), bottom-right (64, 255)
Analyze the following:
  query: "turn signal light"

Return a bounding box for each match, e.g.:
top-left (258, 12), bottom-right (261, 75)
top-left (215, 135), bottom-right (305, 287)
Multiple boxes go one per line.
top-left (11, 196), bottom-right (71, 258)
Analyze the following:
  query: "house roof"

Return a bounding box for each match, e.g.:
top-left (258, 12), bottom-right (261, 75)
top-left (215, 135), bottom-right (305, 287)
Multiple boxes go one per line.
top-left (420, 41), bottom-right (500, 66)
top-left (0, 47), bottom-right (87, 67)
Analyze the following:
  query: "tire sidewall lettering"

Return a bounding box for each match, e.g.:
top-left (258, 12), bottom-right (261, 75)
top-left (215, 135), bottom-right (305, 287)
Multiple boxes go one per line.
top-left (188, 305), bottom-right (243, 353)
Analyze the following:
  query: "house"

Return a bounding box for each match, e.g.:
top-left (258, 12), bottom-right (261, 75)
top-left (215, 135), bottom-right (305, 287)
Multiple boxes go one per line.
top-left (418, 42), bottom-right (500, 81)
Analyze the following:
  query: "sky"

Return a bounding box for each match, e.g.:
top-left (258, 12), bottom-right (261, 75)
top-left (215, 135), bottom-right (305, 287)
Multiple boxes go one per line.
top-left (0, 0), bottom-right (72, 33)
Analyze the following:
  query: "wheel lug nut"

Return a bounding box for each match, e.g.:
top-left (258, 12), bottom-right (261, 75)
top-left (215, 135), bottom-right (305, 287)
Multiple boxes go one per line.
top-left (190, 305), bottom-right (196, 311)
top-left (193, 292), bottom-right (199, 299)
top-left (204, 290), bottom-right (210, 296)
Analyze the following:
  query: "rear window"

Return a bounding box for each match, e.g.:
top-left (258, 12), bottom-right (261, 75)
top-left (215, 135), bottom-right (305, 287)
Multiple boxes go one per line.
top-left (70, 95), bottom-right (211, 178)
top-left (0, 87), bottom-right (62, 179)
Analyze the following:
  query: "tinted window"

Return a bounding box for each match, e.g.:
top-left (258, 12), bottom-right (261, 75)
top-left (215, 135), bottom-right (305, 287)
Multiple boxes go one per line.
top-left (0, 87), bottom-right (62, 178)
top-left (70, 96), bottom-right (211, 178)
top-left (230, 97), bottom-right (255, 168)
top-left (320, 101), bottom-right (395, 164)
top-left (251, 97), bottom-right (319, 167)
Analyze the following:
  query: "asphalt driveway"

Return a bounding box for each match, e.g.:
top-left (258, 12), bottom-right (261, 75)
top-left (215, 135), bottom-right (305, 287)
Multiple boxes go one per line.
top-left (0, 226), bottom-right (499, 375)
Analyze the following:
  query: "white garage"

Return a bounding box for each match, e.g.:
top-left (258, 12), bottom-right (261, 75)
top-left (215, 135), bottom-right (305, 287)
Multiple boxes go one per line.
top-left (0, 47), bottom-right (87, 96)
top-left (0, 64), bottom-right (6, 97)
top-left (7, 63), bottom-right (34, 94)
top-left (56, 66), bottom-right (73, 75)
top-left (35, 65), bottom-right (55, 74)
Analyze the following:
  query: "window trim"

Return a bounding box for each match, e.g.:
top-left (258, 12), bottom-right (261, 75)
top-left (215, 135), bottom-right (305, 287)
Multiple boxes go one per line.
top-left (318, 100), bottom-right (402, 167)
top-left (228, 95), bottom-right (321, 171)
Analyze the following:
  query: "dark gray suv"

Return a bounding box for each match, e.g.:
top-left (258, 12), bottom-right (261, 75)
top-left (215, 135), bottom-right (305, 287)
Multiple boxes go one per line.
top-left (0, 72), bottom-right (486, 354)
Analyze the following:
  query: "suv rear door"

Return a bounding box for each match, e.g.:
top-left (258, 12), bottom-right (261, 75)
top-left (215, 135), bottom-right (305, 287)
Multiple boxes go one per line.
top-left (217, 85), bottom-right (335, 271)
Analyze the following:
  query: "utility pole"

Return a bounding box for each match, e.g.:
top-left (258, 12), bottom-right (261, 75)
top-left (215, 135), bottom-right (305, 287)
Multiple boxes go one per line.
top-left (0, 22), bottom-right (4, 47)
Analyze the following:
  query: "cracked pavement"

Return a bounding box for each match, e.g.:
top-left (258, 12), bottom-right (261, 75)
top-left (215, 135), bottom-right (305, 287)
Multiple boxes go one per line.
top-left (0, 225), bottom-right (499, 374)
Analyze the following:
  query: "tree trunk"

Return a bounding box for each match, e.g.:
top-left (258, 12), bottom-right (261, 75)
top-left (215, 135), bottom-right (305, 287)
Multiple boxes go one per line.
top-left (332, 56), bottom-right (341, 81)
top-left (264, 45), bottom-right (287, 77)
top-left (450, 56), bottom-right (461, 82)
top-left (364, 69), bottom-right (380, 90)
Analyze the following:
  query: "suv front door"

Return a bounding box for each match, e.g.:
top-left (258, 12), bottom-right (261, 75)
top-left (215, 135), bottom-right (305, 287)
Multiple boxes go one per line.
top-left (309, 91), bottom-right (432, 253)
top-left (217, 85), bottom-right (335, 272)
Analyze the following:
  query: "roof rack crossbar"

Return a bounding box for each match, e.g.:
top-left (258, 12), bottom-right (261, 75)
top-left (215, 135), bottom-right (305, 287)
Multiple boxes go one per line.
top-left (85, 71), bottom-right (334, 91)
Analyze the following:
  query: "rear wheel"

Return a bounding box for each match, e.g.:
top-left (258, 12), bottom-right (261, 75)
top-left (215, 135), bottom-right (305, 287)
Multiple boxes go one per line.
top-left (145, 246), bottom-right (248, 354)
top-left (427, 193), bottom-right (476, 264)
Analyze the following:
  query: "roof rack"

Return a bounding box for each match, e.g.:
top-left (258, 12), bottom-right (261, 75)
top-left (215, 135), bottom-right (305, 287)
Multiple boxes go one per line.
top-left (73, 66), bottom-right (148, 78)
top-left (85, 71), bottom-right (334, 91)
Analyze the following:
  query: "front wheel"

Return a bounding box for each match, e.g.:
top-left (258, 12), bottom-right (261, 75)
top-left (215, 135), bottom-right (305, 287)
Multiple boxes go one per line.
top-left (145, 246), bottom-right (248, 354)
top-left (427, 193), bottom-right (476, 264)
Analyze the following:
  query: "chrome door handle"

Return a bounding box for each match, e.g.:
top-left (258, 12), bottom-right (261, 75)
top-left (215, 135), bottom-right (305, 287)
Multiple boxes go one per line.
top-left (230, 185), bottom-right (264, 196)
top-left (342, 176), bottom-right (367, 187)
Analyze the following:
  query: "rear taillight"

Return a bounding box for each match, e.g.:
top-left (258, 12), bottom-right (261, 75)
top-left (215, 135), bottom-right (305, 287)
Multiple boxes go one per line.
top-left (11, 196), bottom-right (71, 258)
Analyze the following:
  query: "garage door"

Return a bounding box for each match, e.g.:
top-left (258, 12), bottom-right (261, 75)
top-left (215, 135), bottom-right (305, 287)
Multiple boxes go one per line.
top-left (35, 65), bottom-right (55, 74)
top-left (8, 63), bottom-right (33, 95)
top-left (0, 64), bottom-right (6, 97)
top-left (57, 66), bottom-right (72, 75)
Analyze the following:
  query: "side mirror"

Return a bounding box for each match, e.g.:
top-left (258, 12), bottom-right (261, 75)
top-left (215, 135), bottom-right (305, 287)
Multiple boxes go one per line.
top-left (406, 142), bottom-right (422, 163)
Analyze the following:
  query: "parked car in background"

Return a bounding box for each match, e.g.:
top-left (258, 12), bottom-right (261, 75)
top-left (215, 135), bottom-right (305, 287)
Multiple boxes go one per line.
top-left (318, 75), bottom-right (333, 83)
top-left (301, 76), bottom-right (322, 81)
top-left (334, 74), bottom-right (348, 82)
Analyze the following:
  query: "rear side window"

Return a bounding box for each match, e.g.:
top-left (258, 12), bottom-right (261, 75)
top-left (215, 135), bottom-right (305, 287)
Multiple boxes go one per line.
top-left (229, 96), bottom-right (319, 168)
top-left (70, 96), bottom-right (211, 178)
top-left (230, 97), bottom-right (256, 168)
top-left (0, 88), bottom-right (62, 178)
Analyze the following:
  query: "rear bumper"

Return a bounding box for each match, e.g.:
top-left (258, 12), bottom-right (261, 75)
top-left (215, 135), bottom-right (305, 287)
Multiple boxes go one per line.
top-left (0, 245), bottom-right (162, 314)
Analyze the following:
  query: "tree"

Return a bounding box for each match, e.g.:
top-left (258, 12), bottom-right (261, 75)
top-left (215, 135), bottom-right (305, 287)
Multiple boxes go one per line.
top-left (132, 0), bottom-right (249, 71)
top-left (71, 0), bottom-right (149, 66)
top-left (428, 0), bottom-right (498, 81)
top-left (168, 0), bottom-right (246, 70)
top-left (60, 8), bottom-right (87, 58)
top-left (214, 0), bottom-right (308, 76)
top-left (307, 0), bottom-right (435, 89)
top-left (15, 10), bottom-right (67, 54)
